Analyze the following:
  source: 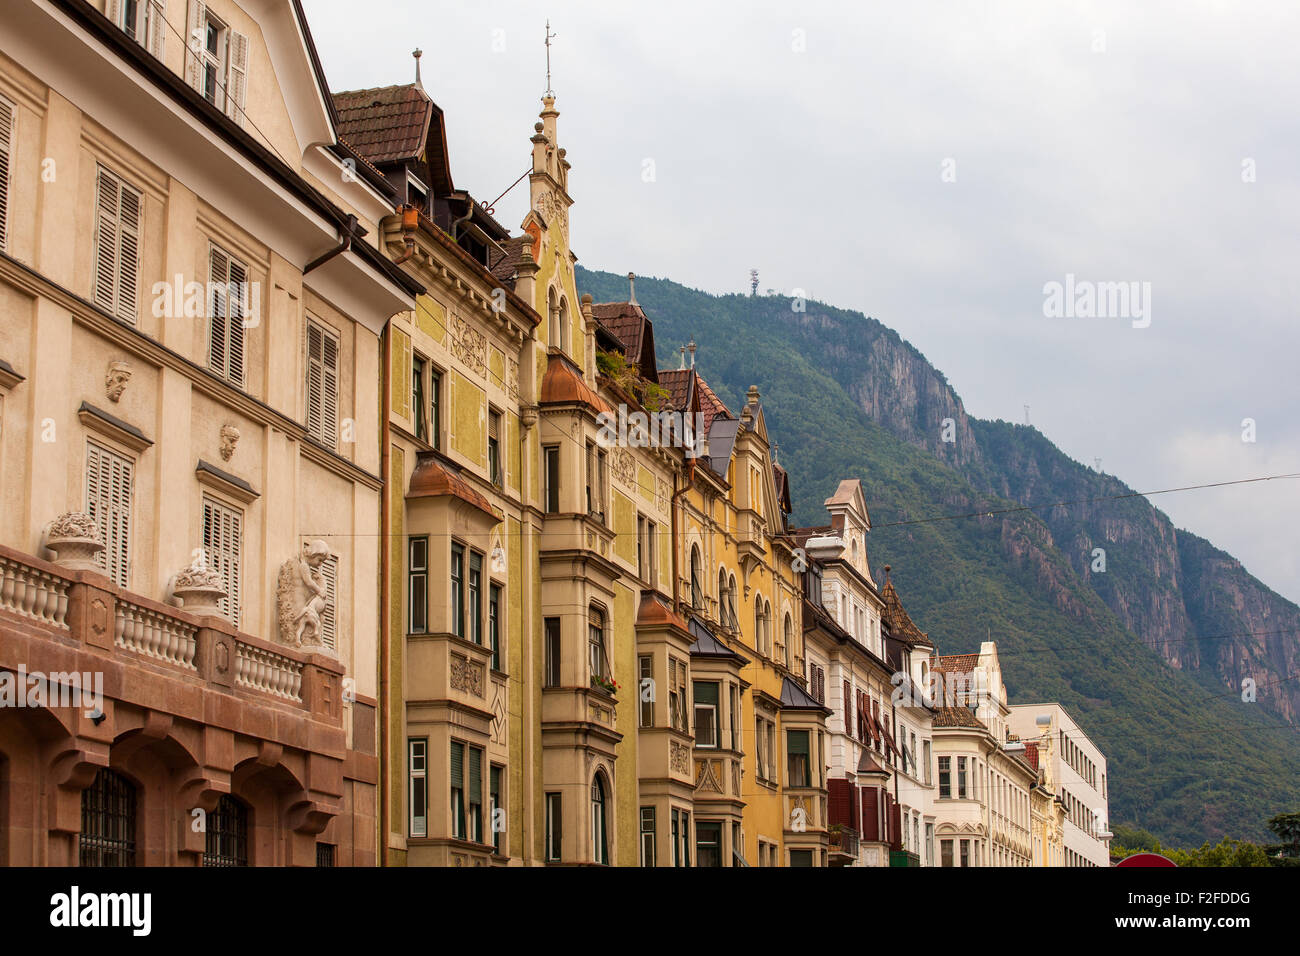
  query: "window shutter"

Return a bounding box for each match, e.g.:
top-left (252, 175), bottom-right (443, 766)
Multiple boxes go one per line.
top-left (469, 748), bottom-right (482, 805)
top-left (450, 742), bottom-right (463, 787)
top-left (94, 170), bottom-right (120, 314)
top-left (322, 330), bottom-right (338, 449)
top-left (321, 555), bottom-right (337, 651)
top-left (93, 168), bottom-right (142, 323)
top-left (306, 322), bottom-right (323, 437)
top-left (116, 184), bottom-right (141, 321)
top-left (208, 244), bottom-right (229, 375)
top-left (185, 0), bottom-right (206, 92)
top-left (147, 1), bottom-right (167, 59)
top-left (202, 496), bottom-right (242, 625)
top-left (85, 441), bottom-right (133, 588)
top-left (0, 96), bottom-right (14, 252)
top-left (108, 0), bottom-right (122, 29)
top-left (227, 257), bottom-right (246, 386)
top-left (226, 31), bottom-right (249, 126)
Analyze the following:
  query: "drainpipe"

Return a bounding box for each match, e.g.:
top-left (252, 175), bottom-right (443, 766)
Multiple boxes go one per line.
top-left (378, 320), bottom-right (392, 866)
top-left (450, 195), bottom-right (476, 242)
top-left (392, 204), bottom-right (420, 265)
top-left (304, 213), bottom-right (357, 274)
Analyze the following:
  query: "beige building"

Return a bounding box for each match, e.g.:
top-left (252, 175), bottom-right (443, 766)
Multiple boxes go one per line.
top-left (0, 0), bottom-right (419, 864)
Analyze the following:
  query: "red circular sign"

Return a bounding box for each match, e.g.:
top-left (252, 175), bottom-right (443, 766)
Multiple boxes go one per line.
top-left (1116, 852), bottom-right (1177, 867)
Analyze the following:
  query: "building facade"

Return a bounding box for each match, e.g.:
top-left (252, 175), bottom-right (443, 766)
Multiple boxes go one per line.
top-left (0, 0), bottom-right (421, 865)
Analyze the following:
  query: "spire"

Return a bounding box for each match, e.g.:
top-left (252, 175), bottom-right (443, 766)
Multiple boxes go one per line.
top-left (628, 272), bottom-right (638, 305)
top-left (678, 345), bottom-right (686, 370)
top-left (413, 48), bottom-right (423, 90)
top-left (543, 20), bottom-right (557, 98)
top-left (687, 339), bottom-right (696, 368)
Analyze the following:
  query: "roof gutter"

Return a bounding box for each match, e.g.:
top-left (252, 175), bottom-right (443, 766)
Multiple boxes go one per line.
top-left (304, 213), bottom-right (356, 274)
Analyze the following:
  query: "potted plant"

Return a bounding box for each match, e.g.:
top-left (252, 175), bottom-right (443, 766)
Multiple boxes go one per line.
top-left (590, 673), bottom-right (619, 696)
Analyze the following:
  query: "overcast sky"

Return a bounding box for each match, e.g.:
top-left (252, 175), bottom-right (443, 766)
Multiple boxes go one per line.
top-left (308, 0), bottom-right (1300, 604)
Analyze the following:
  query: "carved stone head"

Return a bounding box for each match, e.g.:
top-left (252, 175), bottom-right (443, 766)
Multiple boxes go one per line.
top-left (105, 361), bottom-right (132, 402)
top-left (303, 539), bottom-right (332, 569)
top-left (219, 423), bottom-right (241, 461)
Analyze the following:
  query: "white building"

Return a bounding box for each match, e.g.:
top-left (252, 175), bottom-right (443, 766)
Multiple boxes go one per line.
top-left (1008, 703), bottom-right (1111, 867)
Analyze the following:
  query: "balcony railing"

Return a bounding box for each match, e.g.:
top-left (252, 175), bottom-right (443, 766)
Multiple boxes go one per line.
top-left (829, 826), bottom-right (860, 859)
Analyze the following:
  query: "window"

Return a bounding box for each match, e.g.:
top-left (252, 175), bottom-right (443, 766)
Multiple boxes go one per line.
top-left (730, 684), bottom-right (740, 751)
top-left (696, 821), bottom-right (722, 868)
top-left (79, 768), bottom-right (136, 867)
top-left (92, 166), bottom-right (142, 323)
top-left (305, 320), bottom-right (339, 449)
top-left (544, 617), bottom-right (561, 687)
top-left (544, 793), bottom-right (562, 861)
top-left (926, 823), bottom-right (935, 866)
top-left (693, 681), bottom-right (719, 748)
top-left (941, 838), bottom-right (953, 867)
top-left (808, 663), bottom-right (825, 704)
top-left (450, 741), bottom-right (465, 840)
top-left (201, 495), bottom-right (241, 625)
top-left (114, 0), bottom-right (167, 56)
top-left (543, 445), bottom-right (559, 512)
top-left (408, 537), bottom-right (428, 634)
top-left (957, 756), bottom-right (968, 799)
top-left (843, 679), bottom-right (852, 734)
top-left (487, 409), bottom-right (501, 485)
top-left (85, 440), bottom-right (133, 588)
top-left (412, 355), bottom-right (426, 441)
top-left (320, 554), bottom-right (337, 652)
top-left (207, 242), bottom-right (248, 387)
top-left (408, 739), bottom-right (427, 838)
top-left (689, 546), bottom-right (703, 608)
top-left (187, 2), bottom-right (248, 125)
top-left (588, 605), bottom-right (607, 682)
top-left (203, 795), bottom-right (248, 867)
top-left (789, 849), bottom-right (813, 867)
top-left (591, 774), bottom-right (608, 865)
top-left (468, 746), bottom-right (483, 843)
top-left (489, 764), bottom-right (503, 853)
top-left (316, 843), bottom-right (335, 867)
top-left (671, 808), bottom-right (690, 867)
top-left (669, 657), bottom-right (688, 732)
top-left (639, 807), bottom-right (656, 867)
top-left (450, 544), bottom-right (464, 638)
top-left (638, 518), bottom-right (657, 585)
top-left (782, 613), bottom-right (793, 669)
top-left (585, 442), bottom-right (606, 522)
top-left (468, 551), bottom-right (482, 644)
top-left (429, 367), bottom-right (442, 450)
top-left (938, 756), bottom-right (951, 799)
top-left (960, 839), bottom-right (970, 868)
top-left (638, 655), bottom-right (653, 728)
top-left (923, 740), bottom-right (932, 785)
top-left (786, 729), bottom-right (810, 787)
top-left (488, 583), bottom-right (501, 670)
top-left (0, 95), bottom-right (11, 252)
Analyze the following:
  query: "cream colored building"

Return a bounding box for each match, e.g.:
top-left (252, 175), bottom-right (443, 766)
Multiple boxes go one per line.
top-left (0, 0), bottom-right (419, 864)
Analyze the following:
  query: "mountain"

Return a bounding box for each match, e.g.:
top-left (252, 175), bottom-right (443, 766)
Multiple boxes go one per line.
top-left (575, 265), bottom-right (1300, 846)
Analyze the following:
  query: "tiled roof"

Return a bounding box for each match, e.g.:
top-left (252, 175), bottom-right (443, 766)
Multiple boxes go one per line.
top-left (880, 575), bottom-right (933, 648)
top-left (933, 706), bottom-right (987, 730)
top-left (333, 84), bottom-right (431, 166)
top-left (406, 452), bottom-right (500, 522)
top-left (935, 653), bottom-right (979, 673)
top-left (590, 302), bottom-right (646, 359)
top-left (488, 235), bottom-right (530, 285)
top-left (636, 592), bottom-right (690, 632)
top-left (1023, 741), bottom-right (1041, 771)
top-left (694, 374), bottom-right (733, 434)
top-left (657, 369), bottom-right (693, 413)
top-left (773, 462), bottom-right (792, 515)
top-left (780, 676), bottom-right (830, 713)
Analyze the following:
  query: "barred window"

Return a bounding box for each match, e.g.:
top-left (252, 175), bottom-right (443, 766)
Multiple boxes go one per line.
top-left (202, 795), bottom-right (248, 867)
top-left (79, 769), bottom-right (136, 867)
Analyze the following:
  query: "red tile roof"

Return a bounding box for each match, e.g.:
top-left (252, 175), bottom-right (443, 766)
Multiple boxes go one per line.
top-left (935, 653), bottom-right (979, 673)
top-left (932, 706), bottom-right (987, 730)
top-left (880, 576), bottom-right (933, 648)
top-left (333, 84), bottom-right (431, 166)
top-left (694, 374), bottom-right (733, 434)
top-left (1023, 741), bottom-right (1041, 771)
top-left (656, 369), bottom-right (693, 414)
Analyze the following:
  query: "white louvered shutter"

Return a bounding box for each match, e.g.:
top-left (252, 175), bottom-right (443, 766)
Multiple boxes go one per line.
top-left (147, 1), bottom-right (167, 59)
top-left (85, 441), bottom-right (133, 588)
top-left (201, 496), bottom-right (241, 625)
top-left (107, 0), bottom-right (123, 31)
top-left (185, 0), bottom-right (206, 93)
top-left (306, 321), bottom-right (339, 450)
top-left (93, 168), bottom-right (142, 323)
top-left (227, 255), bottom-right (246, 386)
top-left (0, 96), bottom-right (12, 252)
top-left (208, 243), bottom-right (246, 387)
top-left (226, 30), bottom-right (248, 126)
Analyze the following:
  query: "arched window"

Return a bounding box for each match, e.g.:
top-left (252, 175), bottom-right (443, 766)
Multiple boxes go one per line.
top-left (591, 773), bottom-right (609, 865)
top-left (717, 568), bottom-right (728, 624)
top-left (558, 296), bottom-right (570, 353)
top-left (547, 287), bottom-right (560, 347)
top-left (80, 768), bottom-right (136, 867)
top-left (783, 613), bottom-right (793, 669)
top-left (728, 574), bottom-right (738, 629)
top-left (690, 546), bottom-right (703, 609)
top-left (589, 605), bottom-right (607, 681)
top-left (203, 795), bottom-right (249, 867)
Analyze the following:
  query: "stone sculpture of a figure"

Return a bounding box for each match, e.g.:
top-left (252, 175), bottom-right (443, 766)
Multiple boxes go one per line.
top-left (277, 540), bottom-right (333, 652)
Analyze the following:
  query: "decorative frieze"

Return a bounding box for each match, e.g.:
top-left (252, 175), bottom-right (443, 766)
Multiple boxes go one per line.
top-left (451, 653), bottom-right (485, 697)
top-left (450, 312), bottom-right (487, 377)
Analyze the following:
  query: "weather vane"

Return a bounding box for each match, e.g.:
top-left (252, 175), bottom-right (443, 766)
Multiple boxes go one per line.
top-left (544, 20), bottom-right (557, 97)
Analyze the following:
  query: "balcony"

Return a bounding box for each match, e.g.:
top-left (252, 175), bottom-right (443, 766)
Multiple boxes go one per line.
top-left (0, 543), bottom-right (345, 726)
top-left (829, 825), bottom-right (860, 864)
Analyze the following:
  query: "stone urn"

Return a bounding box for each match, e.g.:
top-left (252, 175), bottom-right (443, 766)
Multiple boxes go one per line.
top-left (46, 512), bottom-right (105, 572)
top-left (173, 560), bottom-right (227, 616)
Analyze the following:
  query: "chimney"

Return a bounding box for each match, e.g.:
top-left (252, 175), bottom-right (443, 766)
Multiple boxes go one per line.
top-left (628, 272), bottom-right (638, 305)
top-left (413, 49), bottom-right (423, 89)
top-left (678, 346), bottom-right (686, 370)
top-left (687, 339), bottom-right (696, 368)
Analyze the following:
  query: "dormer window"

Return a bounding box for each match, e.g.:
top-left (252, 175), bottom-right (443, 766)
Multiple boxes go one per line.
top-left (116, 0), bottom-right (166, 58)
top-left (406, 172), bottom-right (429, 214)
top-left (186, 3), bottom-right (249, 127)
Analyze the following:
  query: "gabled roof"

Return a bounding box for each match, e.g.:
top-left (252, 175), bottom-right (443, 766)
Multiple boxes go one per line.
top-left (332, 83), bottom-right (454, 195)
top-left (880, 572), bottom-right (933, 648)
top-left (590, 302), bottom-right (659, 384)
top-left (657, 369), bottom-right (694, 414)
top-left (780, 676), bottom-right (831, 714)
